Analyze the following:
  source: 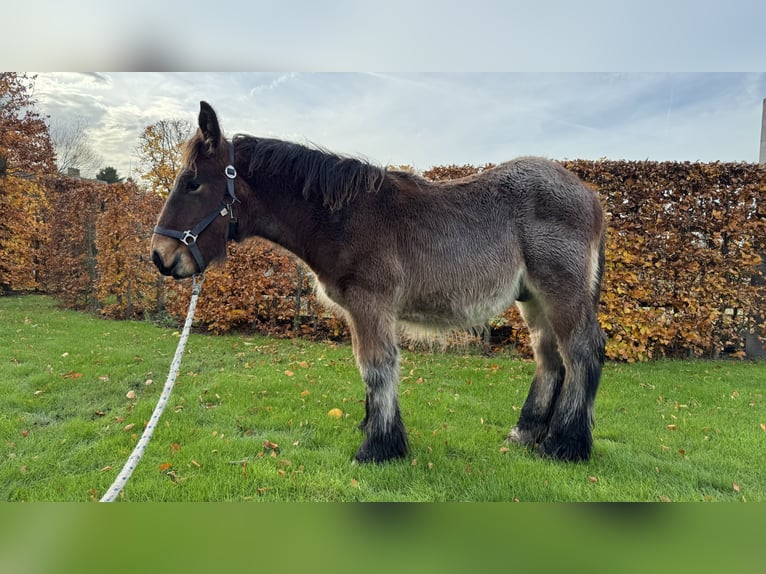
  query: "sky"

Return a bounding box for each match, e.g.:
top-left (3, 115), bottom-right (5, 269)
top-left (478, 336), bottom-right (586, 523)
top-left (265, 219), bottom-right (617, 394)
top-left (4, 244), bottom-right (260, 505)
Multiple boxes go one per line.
top-left (8, 0), bottom-right (765, 179)
top-left (33, 72), bottom-right (766, 180)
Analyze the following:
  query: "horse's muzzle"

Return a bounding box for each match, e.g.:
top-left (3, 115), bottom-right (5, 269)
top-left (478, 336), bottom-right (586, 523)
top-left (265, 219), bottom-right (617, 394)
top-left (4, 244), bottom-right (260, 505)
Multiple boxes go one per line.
top-left (150, 232), bottom-right (201, 279)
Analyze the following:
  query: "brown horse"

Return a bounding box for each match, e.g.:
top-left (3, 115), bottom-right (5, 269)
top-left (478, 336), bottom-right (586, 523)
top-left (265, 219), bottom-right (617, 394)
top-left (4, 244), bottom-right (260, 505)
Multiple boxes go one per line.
top-left (151, 101), bottom-right (607, 463)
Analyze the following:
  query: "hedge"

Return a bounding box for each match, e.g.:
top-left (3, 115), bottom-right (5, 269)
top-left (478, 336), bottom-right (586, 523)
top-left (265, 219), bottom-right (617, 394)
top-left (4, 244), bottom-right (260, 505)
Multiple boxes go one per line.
top-left (1, 160), bottom-right (764, 362)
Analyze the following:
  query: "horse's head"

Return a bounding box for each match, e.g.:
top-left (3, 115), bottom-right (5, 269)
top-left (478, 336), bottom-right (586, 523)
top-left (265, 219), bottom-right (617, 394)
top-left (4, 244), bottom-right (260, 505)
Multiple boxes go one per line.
top-left (150, 101), bottom-right (238, 279)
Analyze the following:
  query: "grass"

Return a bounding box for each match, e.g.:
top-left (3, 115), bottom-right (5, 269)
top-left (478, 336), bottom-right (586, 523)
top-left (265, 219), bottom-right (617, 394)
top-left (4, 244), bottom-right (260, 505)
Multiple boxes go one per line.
top-left (1, 295), bottom-right (764, 502)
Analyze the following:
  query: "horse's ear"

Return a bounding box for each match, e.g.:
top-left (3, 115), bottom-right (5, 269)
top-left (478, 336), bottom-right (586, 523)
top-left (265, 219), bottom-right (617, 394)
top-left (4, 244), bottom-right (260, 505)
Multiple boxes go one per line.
top-left (198, 101), bottom-right (221, 153)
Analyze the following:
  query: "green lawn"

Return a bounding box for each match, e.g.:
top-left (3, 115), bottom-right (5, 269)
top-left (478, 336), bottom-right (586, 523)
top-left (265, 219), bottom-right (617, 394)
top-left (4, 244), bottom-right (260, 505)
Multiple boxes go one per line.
top-left (1, 295), bottom-right (764, 501)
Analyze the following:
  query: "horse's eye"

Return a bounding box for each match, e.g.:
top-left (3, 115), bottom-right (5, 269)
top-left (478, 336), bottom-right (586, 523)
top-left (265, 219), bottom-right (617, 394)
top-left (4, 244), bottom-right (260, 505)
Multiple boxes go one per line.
top-left (186, 180), bottom-right (201, 193)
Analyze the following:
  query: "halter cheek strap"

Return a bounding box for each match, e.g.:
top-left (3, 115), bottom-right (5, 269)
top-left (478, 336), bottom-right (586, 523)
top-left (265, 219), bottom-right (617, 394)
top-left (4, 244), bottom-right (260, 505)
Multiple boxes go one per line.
top-left (224, 151), bottom-right (239, 240)
top-left (154, 141), bottom-right (239, 272)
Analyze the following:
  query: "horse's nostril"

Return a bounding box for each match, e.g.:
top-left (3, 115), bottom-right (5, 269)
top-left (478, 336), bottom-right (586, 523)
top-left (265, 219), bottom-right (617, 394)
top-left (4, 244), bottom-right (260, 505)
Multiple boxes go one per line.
top-left (152, 250), bottom-right (170, 275)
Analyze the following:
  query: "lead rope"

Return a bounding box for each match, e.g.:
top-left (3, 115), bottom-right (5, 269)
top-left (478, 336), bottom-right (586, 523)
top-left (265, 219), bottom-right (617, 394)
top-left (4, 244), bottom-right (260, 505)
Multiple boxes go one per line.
top-left (100, 274), bottom-right (205, 502)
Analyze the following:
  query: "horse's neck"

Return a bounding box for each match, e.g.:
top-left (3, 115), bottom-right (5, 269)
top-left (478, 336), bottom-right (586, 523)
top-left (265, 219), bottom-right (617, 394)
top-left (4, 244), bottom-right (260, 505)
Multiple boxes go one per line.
top-left (245, 176), bottom-right (320, 266)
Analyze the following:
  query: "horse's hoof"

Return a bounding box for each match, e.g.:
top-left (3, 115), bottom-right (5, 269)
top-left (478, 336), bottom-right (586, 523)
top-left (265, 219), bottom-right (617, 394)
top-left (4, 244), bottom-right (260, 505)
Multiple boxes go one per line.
top-left (354, 434), bottom-right (408, 464)
top-left (506, 425), bottom-right (542, 448)
top-left (537, 435), bottom-right (591, 462)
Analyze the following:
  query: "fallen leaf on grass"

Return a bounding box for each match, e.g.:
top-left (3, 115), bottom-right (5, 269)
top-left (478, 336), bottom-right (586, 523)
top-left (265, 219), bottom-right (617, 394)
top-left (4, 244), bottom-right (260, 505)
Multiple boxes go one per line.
top-left (327, 408), bottom-right (343, 419)
top-left (300, 390), bottom-right (311, 397)
top-left (666, 424), bottom-right (677, 431)
top-left (126, 390), bottom-right (136, 400)
top-left (499, 447), bottom-right (509, 454)
top-left (62, 371), bottom-right (83, 379)
top-left (284, 370), bottom-right (294, 377)
top-left (733, 482), bottom-right (741, 493)
top-left (159, 462), bottom-right (173, 472)
top-left (588, 476), bottom-right (599, 483)
top-left (263, 440), bottom-right (280, 453)
top-left (760, 423), bottom-right (766, 431)
top-left (190, 460), bottom-right (201, 468)
top-left (351, 478), bottom-right (359, 488)
top-left (123, 423), bottom-right (136, 432)
top-left (659, 496), bottom-right (672, 503)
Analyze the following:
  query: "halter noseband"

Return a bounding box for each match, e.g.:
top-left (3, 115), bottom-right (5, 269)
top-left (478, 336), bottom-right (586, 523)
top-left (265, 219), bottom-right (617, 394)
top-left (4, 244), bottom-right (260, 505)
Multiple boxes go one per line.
top-left (154, 141), bottom-right (239, 272)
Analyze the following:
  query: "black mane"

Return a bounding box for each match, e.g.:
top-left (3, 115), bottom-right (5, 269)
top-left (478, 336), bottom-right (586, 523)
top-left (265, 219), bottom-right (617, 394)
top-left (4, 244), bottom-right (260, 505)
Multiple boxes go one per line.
top-left (234, 135), bottom-right (387, 211)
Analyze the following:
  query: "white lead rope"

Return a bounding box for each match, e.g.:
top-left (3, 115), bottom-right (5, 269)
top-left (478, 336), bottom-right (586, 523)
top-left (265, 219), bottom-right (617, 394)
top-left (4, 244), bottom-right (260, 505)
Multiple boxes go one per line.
top-left (100, 274), bottom-right (205, 502)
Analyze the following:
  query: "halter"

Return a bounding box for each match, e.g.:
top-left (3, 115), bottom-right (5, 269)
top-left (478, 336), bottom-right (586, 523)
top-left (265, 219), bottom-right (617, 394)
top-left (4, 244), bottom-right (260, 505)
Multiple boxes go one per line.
top-left (154, 141), bottom-right (239, 272)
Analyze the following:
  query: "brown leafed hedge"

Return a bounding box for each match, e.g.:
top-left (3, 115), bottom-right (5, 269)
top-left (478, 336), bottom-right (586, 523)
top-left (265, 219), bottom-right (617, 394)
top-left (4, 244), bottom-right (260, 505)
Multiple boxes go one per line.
top-left (2, 160), bottom-right (764, 362)
top-left (40, 176), bottom-right (165, 318)
top-left (565, 159), bottom-right (766, 360)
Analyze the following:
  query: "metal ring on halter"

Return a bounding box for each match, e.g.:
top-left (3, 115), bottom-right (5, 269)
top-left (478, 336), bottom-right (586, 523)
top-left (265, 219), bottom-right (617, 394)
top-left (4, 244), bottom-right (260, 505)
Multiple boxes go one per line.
top-left (180, 231), bottom-right (198, 246)
top-left (225, 165), bottom-right (237, 179)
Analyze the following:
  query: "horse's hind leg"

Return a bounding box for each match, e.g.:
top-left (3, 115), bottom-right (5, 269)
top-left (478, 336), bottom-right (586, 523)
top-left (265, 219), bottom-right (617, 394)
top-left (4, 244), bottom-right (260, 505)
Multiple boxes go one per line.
top-left (539, 306), bottom-right (606, 462)
top-left (346, 298), bottom-right (408, 463)
top-left (508, 297), bottom-right (565, 448)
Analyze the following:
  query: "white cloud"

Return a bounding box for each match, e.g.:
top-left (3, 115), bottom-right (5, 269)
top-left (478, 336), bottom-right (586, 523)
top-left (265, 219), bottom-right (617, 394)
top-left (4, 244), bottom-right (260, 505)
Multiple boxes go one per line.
top-left (32, 72), bottom-right (766, 181)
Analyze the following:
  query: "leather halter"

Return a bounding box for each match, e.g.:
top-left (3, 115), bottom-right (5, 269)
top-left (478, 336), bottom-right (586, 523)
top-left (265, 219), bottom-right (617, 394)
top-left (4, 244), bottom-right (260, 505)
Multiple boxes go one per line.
top-left (153, 141), bottom-right (239, 272)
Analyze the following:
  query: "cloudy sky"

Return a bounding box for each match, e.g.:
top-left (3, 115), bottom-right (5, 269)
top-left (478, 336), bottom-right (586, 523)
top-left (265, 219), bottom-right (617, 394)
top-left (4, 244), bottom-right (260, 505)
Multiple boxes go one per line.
top-left (34, 72), bottom-right (766, 179)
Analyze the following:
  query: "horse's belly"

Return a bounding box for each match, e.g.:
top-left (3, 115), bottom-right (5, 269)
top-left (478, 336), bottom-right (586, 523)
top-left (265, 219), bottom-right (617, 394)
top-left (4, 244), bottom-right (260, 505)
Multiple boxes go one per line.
top-left (398, 283), bottom-right (520, 331)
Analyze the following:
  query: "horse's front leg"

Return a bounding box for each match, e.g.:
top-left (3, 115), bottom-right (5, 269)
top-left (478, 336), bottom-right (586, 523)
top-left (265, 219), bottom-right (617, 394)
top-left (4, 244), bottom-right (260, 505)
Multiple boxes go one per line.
top-left (347, 303), bottom-right (408, 463)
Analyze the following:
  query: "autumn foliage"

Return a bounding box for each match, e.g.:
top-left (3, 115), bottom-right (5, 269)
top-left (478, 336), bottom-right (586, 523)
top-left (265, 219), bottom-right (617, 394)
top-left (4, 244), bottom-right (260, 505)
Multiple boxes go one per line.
top-left (0, 73), bottom-right (55, 293)
top-left (564, 160), bottom-right (766, 361)
top-left (0, 176), bottom-right (49, 292)
top-left (39, 176), bottom-right (164, 318)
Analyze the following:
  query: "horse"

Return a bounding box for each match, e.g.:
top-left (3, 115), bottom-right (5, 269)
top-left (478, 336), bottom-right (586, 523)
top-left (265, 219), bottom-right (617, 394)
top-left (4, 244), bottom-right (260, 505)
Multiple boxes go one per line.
top-left (151, 101), bottom-right (607, 463)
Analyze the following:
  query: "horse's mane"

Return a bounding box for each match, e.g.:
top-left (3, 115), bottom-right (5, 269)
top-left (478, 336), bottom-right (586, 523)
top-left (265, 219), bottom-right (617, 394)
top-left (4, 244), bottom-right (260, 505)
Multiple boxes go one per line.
top-left (233, 134), bottom-right (387, 211)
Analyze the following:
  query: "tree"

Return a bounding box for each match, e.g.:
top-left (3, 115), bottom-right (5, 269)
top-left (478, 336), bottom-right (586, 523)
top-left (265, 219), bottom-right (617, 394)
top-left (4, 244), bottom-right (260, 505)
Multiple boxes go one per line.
top-left (49, 116), bottom-right (102, 177)
top-left (0, 73), bottom-right (55, 292)
top-left (96, 166), bottom-right (123, 184)
top-left (0, 73), bottom-right (55, 176)
top-left (136, 119), bottom-right (193, 195)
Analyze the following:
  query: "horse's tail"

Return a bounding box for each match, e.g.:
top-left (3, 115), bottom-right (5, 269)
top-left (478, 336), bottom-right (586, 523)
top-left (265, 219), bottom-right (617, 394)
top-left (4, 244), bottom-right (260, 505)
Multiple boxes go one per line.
top-left (589, 202), bottom-right (607, 311)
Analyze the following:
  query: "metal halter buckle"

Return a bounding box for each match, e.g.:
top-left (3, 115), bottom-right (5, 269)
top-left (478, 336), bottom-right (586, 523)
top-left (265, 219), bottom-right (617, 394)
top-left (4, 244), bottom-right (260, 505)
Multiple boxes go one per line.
top-left (180, 231), bottom-right (198, 246)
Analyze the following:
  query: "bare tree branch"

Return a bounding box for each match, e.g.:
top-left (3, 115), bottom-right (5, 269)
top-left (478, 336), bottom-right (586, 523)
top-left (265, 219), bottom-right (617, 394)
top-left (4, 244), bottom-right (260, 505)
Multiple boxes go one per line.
top-left (49, 116), bottom-right (103, 177)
